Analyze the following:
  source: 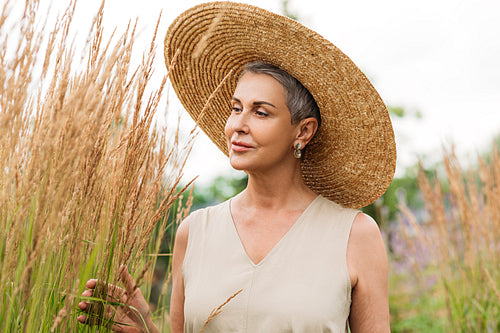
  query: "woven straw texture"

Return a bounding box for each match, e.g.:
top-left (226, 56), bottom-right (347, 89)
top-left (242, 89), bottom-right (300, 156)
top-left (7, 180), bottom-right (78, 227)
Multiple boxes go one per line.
top-left (164, 1), bottom-right (396, 208)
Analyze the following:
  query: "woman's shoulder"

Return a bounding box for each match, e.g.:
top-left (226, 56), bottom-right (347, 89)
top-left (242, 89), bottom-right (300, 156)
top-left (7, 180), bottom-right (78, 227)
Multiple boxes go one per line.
top-left (176, 199), bottom-right (232, 251)
top-left (319, 198), bottom-right (382, 242)
top-left (347, 212), bottom-right (387, 286)
top-left (349, 213), bottom-right (385, 253)
top-left (186, 199), bottom-right (230, 220)
top-left (315, 195), bottom-right (360, 220)
top-left (180, 199), bottom-right (231, 234)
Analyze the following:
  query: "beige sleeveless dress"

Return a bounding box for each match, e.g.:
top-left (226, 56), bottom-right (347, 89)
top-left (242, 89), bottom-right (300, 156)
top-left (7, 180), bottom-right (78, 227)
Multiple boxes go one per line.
top-left (182, 195), bottom-right (359, 333)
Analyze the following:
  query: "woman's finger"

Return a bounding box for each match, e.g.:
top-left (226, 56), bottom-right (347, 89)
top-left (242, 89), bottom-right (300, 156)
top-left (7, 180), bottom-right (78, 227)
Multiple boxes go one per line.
top-left (119, 264), bottom-right (136, 294)
top-left (104, 284), bottom-right (126, 302)
top-left (79, 289), bottom-right (93, 314)
top-left (81, 289), bottom-right (93, 297)
top-left (77, 312), bottom-right (105, 326)
top-left (86, 279), bottom-right (97, 289)
top-left (89, 280), bottom-right (125, 303)
top-left (78, 301), bottom-right (89, 311)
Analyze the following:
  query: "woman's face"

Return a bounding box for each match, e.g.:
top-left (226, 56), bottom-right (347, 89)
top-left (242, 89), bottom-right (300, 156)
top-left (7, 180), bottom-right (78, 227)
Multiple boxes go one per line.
top-left (225, 72), bottom-right (299, 173)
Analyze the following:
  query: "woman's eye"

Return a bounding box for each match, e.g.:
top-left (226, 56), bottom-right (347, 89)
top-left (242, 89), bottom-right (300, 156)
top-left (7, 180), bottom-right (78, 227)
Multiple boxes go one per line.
top-left (256, 110), bottom-right (268, 117)
top-left (231, 107), bottom-right (242, 113)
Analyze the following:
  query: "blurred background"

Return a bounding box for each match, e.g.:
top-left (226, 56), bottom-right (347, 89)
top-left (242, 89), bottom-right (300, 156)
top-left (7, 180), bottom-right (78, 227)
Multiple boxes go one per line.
top-left (42, 0), bottom-right (500, 186)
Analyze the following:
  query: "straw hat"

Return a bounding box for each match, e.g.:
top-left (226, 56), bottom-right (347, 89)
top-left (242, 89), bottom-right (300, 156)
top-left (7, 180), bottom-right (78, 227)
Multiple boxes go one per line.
top-left (164, 1), bottom-right (396, 208)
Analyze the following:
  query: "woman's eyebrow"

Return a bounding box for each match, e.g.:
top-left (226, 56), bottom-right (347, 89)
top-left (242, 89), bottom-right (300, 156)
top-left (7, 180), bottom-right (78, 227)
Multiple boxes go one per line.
top-left (253, 101), bottom-right (277, 108)
top-left (231, 97), bottom-right (276, 109)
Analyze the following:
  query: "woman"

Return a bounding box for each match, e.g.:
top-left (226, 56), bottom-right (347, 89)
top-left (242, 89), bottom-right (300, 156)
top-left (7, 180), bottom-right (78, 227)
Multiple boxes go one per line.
top-left (78, 2), bottom-right (395, 332)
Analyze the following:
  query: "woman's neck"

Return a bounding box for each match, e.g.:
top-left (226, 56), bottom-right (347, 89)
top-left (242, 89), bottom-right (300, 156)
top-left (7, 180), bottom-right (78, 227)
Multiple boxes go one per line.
top-left (237, 164), bottom-right (317, 211)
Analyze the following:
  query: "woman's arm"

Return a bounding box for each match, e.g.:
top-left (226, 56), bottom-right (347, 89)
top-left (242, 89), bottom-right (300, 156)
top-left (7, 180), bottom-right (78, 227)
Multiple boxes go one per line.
top-left (170, 217), bottom-right (190, 333)
top-left (347, 213), bottom-right (390, 333)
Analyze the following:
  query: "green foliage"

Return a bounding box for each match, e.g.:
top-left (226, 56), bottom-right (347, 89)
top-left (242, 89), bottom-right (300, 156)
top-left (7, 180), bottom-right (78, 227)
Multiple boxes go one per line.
top-left (388, 106), bottom-right (422, 119)
top-left (281, 0), bottom-right (299, 21)
top-left (442, 262), bottom-right (500, 332)
top-left (362, 164), bottom-right (426, 230)
top-left (190, 175), bottom-right (248, 210)
top-left (388, 106), bottom-right (406, 118)
top-left (389, 269), bottom-right (446, 333)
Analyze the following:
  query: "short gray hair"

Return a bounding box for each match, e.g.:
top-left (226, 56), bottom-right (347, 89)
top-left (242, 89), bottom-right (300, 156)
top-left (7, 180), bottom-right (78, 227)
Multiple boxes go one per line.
top-left (239, 61), bottom-right (321, 127)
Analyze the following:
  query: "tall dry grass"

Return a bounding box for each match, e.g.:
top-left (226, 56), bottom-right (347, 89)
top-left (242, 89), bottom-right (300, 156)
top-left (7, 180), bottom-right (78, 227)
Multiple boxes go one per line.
top-left (0, 0), bottom-right (194, 331)
top-left (397, 147), bottom-right (500, 332)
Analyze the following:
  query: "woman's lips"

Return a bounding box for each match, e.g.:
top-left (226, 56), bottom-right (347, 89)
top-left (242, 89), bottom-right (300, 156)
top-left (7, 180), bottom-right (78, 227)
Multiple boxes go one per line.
top-left (231, 141), bottom-right (253, 152)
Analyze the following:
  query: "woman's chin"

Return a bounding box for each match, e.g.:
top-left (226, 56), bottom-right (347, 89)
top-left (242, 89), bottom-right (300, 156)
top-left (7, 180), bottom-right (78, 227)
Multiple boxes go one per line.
top-left (229, 156), bottom-right (253, 171)
top-left (229, 161), bottom-right (248, 171)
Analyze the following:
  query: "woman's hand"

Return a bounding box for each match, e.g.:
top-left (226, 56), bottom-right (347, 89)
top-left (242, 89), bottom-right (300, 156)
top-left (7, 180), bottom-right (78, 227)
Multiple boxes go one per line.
top-left (77, 265), bottom-right (159, 333)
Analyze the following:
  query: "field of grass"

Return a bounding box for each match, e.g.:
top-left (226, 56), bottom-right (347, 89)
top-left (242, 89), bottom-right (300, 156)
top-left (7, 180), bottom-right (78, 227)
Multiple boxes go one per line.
top-left (390, 147), bottom-right (500, 332)
top-left (0, 0), bottom-right (193, 331)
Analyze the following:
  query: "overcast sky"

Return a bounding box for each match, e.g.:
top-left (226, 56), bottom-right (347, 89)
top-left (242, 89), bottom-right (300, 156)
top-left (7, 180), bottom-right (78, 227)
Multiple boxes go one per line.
top-left (32, 0), bottom-right (500, 183)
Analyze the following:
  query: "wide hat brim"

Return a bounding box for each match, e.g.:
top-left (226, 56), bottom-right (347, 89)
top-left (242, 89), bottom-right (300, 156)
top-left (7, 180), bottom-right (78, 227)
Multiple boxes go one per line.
top-left (164, 1), bottom-right (396, 208)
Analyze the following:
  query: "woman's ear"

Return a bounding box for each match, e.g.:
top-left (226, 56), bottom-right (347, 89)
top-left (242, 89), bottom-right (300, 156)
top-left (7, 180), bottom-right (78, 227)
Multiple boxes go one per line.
top-left (295, 117), bottom-right (318, 147)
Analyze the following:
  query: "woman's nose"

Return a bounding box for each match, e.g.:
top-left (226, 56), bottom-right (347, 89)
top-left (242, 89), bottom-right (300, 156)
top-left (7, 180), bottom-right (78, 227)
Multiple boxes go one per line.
top-left (229, 111), bottom-right (249, 133)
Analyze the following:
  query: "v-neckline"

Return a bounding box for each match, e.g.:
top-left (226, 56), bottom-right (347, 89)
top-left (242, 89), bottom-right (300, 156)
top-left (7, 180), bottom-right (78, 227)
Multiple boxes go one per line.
top-left (227, 195), bottom-right (321, 267)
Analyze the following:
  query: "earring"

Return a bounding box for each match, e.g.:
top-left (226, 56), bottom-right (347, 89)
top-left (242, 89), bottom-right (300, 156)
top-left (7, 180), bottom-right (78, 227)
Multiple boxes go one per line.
top-left (294, 142), bottom-right (302, 159)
